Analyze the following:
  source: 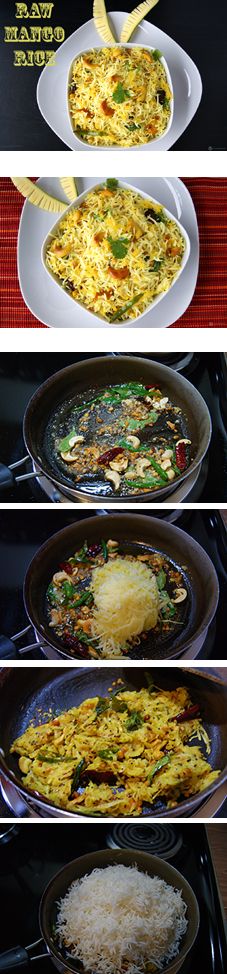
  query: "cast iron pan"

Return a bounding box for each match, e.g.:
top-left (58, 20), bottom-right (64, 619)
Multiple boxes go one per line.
top-left (23, 514), bottom-right (219, 660)
top-left (0, 848), bottom-right (199, 974)
top-left (23, 356), bottom-right (212, 502)
top-left (0, 667), bottom-right (226, 818)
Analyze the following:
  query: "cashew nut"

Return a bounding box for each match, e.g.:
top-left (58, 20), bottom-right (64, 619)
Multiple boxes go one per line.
top-left (159, 397), bottom-right (169, 408)
top-left (161, 449), bottom-right (173, 460)
top-left (166, 468), bottom-right (175, 481)
top-left (53, 571), bottom-right (69, 584)
top-left (110, 456), bottom-right (128, 472)
top-left (61, 451), bottom-right (78, 462)
top-left (136, 457), bottom-right (151, 477)
top-left (68, 434), bottom-right (84, 448)
top-left (172, 588), bottom-right (187, 603)
top-left (125, 435), bottom-right (141, 448)
top-left (105, 469), bottom-right (120, 490)
top-left (161, 459), bottom-right (171, 471)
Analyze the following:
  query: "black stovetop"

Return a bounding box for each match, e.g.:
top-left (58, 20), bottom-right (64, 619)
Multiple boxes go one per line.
top-left (0, 352), bottom-right (227, 502)
top-left (0, 509), bottom-right (226, 662)
top-left (0, 824), bottom-right (226, 973)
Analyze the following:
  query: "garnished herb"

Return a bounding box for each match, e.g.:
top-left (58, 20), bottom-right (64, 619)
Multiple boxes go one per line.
top-left (106, 179), bottom-right (119, 190)
top-left (112, 83), bottom-right (131, 103)
top-left (152, 49), bottom-right (162, 60)
top-left (108, 235), bottom-right (130, 260)
top-left (110, 685), bottom-right (130, 697)
top-left (148, 755), bottom-right (170, 781)
top-left (98, 747), bottom-right (118, 761)
top-left (156, 569), bottom-right (167, 591)
top-left (70, 758), bottom-right (86, 796)
top-left (125, 710), bottom-right (144, 731)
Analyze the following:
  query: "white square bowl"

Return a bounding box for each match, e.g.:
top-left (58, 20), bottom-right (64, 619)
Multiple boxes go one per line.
top-left (42, 179), bottom-right (191, 327)
top-left (67, 43), bottom-right (174, 149)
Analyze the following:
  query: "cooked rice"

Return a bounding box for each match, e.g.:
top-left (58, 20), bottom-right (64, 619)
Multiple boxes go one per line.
top-left (68, 46), bottom-right (172, 147)
top-left (45, 184), bottom-right (185, 322)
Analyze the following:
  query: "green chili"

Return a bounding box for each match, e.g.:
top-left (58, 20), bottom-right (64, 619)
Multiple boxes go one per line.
top-left (147, 457), bottom-right (169, 482)
top-left (125, 477), bottom-right (164, 489)
top-left (101, 538), bottom-right (108, 562)
top-left (70, 758), bottom-right (86, 796)
top-left (98, 747), bottom-right (119, 761)
top-left (108, 293), bottom-right (144, 322)
top-left (148, 755), bottom-right (170, 781)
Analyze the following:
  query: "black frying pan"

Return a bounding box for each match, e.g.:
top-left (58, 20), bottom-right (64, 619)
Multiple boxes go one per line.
top-left (0, 848), bottom-right (200, 974)
top-left (0, 666), bottom-right (226, 818)
top-left (23, 356), bottom-right (211, 502)
top-left (24, 513), bottom-right (219, 660)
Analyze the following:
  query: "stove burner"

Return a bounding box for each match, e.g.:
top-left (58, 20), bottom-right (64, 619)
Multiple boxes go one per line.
top-left (106, 824), bottom-right (183, 860)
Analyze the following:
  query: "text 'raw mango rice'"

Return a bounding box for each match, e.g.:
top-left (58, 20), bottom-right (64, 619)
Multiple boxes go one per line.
top-left (44, 180), bottom-right (189, 324)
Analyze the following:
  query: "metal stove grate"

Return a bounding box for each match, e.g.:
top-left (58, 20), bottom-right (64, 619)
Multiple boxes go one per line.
top-left (106, 824), bottom-right (183, 859)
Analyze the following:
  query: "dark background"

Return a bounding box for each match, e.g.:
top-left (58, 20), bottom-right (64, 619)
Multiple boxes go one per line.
top-left (0, 0), bottom-right (226, 150)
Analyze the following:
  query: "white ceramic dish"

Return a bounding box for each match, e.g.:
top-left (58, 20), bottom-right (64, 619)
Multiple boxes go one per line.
top-left (67, 43), bottom-right (174, 149)
top-left (37, 11), bottom-right (202, 151)
top-left (17, 176), bottom-right (199, 329)
top-left (41, 179), bottom-right (190, 326)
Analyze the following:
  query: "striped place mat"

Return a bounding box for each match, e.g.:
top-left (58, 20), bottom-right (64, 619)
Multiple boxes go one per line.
top-left (0, 177), bottom-right (226, 328)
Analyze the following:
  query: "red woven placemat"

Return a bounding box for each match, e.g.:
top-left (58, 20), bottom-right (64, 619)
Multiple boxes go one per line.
top-left (0, 177), bottom-right (226, 328)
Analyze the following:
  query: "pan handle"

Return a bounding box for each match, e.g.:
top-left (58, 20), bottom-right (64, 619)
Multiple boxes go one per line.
top-left (0, 632), bottom-right (46, 658)
top-left (0, 938), bottom-right (48, 970)
top-left (0, 946), bottom-right (29, 969)
top-left (0, 458), bottom-right (37, 492)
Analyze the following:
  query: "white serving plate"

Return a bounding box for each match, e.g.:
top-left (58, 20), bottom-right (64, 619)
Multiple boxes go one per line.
top-left (42, 180), bottom-right (190, 326)
top-left (37, 11), bottom-right (202, 151)
top-left (67, 43), bottom-right (174, 149)
top-left (18, 176), bottom-right (199, 329)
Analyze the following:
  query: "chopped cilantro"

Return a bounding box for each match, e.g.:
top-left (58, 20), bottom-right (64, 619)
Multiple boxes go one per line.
top-left (112, 83), bottom-right (131, 103)
top-left (108, 235), bottom-right (129, 259)
top-left (106, 179), bottom-right (119, 190)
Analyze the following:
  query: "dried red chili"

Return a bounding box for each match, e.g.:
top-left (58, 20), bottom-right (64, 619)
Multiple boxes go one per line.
top-left (97, 447), bottom-right (124, 466)
top-left (175, 440), bottom-right (190, 471)
top-left (87, 543), bottom-right (102, 557)
top-left (59, 561), bottom-right (74, 575)
top-left (169, 705), bottom-right (200, 724)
